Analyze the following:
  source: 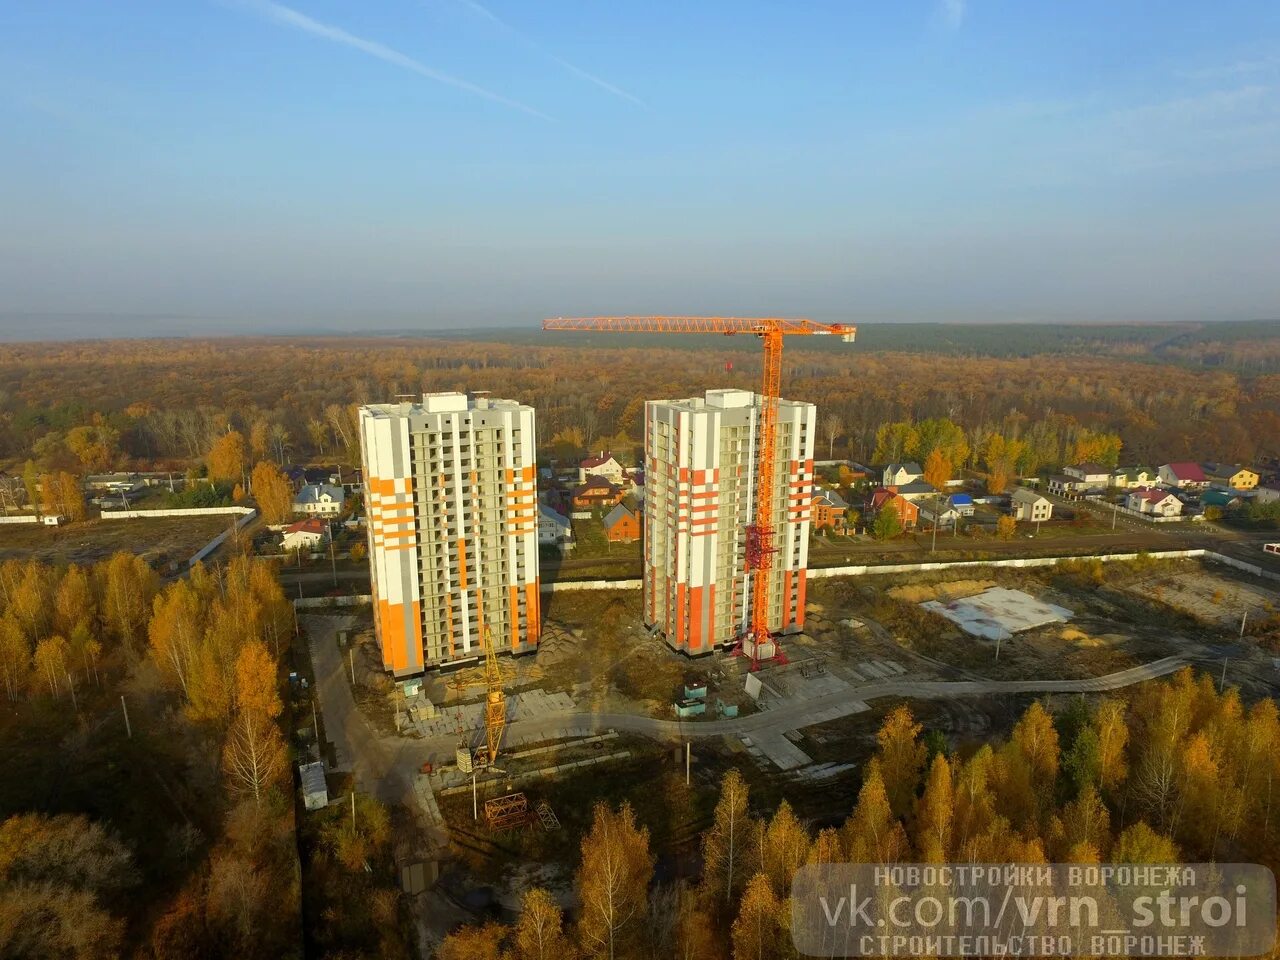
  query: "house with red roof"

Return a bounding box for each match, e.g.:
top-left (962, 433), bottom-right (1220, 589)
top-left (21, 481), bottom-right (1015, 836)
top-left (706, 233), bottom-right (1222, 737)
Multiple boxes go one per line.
top-left (1158, 462), bottom-right (1208, 490)
top-left (870, 486), bottom-right (919, 529)
top-left (1126, 488), bottom-right (1184, 517)
top-left (578, 452), bottom-right (625, 484)
top-left (281, 517), bottom-right (329, 551)
top-left (571, 476), bottom-right (625, 510)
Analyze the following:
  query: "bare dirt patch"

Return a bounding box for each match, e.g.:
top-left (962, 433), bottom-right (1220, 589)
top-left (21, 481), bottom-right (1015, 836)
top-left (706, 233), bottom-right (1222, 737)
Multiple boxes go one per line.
top-left (1120, 569), bottom-right (1278, 629)
top-left (887, 578), bottom-right (996, 603)
top-left (0, 516), bottom-right (232, 567)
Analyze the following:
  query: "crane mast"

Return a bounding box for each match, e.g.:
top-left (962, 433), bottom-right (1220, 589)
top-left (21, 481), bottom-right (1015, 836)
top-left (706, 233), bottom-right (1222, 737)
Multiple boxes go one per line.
top-left (542, 316), bottom-right (855, 669)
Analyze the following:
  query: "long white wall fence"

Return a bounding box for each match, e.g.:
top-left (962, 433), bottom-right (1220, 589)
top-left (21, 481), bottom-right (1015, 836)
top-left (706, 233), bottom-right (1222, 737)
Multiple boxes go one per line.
top-left (291, 549), bottom-right (1279, 614)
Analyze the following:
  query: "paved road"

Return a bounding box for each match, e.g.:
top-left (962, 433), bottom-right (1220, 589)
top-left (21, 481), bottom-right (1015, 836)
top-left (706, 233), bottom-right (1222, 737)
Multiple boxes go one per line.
top-left (307, 618), bottom-right (423, 807)
top-left (469, 655), bottom-right (1188, 748)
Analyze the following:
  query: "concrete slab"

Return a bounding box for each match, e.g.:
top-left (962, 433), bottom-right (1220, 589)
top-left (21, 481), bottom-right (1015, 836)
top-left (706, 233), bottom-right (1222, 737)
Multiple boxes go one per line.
top-left (751, 732), bottom-right (813, 771)
top-left (922, 586), bottom-right (1072, 642)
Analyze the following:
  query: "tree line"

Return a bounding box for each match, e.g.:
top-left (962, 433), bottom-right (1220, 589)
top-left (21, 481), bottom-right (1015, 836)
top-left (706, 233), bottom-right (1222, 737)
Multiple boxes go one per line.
top-left (1, 337), bottom-right (1276, 481)
top-left (438, 668), bottom-right (1280, 958)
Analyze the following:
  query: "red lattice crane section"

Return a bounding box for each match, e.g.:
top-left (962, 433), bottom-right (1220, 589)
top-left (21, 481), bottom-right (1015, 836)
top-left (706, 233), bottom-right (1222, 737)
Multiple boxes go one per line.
top-left (543, 316), bottom-right (856, 669)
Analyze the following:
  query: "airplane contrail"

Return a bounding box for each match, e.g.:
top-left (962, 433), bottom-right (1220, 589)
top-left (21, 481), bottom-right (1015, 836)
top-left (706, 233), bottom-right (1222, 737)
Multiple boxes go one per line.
top-left (456, 0), bottom-right (647, 108)
top-left (233, 0), bottom-right (552, 120)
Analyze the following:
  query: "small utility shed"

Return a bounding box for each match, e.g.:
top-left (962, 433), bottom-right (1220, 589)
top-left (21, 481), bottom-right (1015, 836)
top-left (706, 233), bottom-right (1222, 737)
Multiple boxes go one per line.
top-left (299, 762), bottom-right (328, 811)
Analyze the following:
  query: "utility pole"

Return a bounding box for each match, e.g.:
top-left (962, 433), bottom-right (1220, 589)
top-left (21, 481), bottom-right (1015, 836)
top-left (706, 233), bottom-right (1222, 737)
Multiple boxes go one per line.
top-left (1241, 611), bottom-right (1249, 638)
top-left (351, 791), bottom-right (357, 832)
top-left (931, 495), bottom-right (939, 554)
top-left (120, 696), bottom-right (132, 738)
top-left (685, 741), bottom-right (691, 787)
top-left (330, 536), bottom-right (337, 587)
top-left (312, 699), bottom-right (319, 744)
top-left (1220, 657), bottom-right (1229, 692)
top-left (994, 633), bottom-right (1003, 662)
top-left (349, 648), bottom-right (356, 687)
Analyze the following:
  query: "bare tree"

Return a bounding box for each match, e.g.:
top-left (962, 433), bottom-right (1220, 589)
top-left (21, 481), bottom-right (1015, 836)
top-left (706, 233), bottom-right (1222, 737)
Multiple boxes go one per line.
top-left (269, 423), bottom-right (291, 464)
top-left (823, 413), bottom-right (844, 459)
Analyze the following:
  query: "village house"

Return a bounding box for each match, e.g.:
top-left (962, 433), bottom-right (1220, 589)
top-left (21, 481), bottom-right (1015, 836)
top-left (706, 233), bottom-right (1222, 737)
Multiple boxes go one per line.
top-left (293, 482), bottom-right (345, 516)
top-left (811, 486), bottom-right (849, 531)
top-left (1010, 488), bottom-right (1053, 522)
top-left (1203, 463), bottom-right (1260, 491)
top-left (538, 503), bottom-right (574, 552)
top-left (281, 517), bottom-right (329, 551)
top-left (602, 503), bottom-right (641, 543)
top-left (892, 480), bottom-right (939, 503)
top-left (948, 492), bottom-right (975, 516)
top-left (882, 462), bottom-right (924, 487)
top-left (918, 499), bottom-right (960, 528)
top-left (1201, 489), bottom-right (1244, 512)
top-left (1111, 466), bottom-right (1157, 489)
top-left (1063, 462), bottom-right (1111, 486)
top-left (1158, 462), bottom-right (1209, 490)
top-left (1126, 488), bottom-right (1184, 517)
top-left (1256, 485), bottom-right (1280, 505)
top-left (578, 452), bottom-right (626, 485)
top-left (870, 487), bottom-right (919, 530)
top-left (571, 476), bottom-right (625, 510)
top-left (1046, 474), bottom-right (1101, 498)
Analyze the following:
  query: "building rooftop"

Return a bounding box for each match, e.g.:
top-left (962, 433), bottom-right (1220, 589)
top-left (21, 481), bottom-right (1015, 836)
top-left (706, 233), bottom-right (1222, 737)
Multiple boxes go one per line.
top-left (602, 503), bottom-right (635, 528)
top-left (1163, 461), bottom-right (1207, 482)
top-left (885, 462), bottom-right (923, 476)
top-left (361, 392), bottom-right (530, 419)
top-left (284, 518), bottom-right (328, 535)
top-left (1011, 488), bottom-right (1047, 504)
top-left (295, 482), bottom-right (343, 503)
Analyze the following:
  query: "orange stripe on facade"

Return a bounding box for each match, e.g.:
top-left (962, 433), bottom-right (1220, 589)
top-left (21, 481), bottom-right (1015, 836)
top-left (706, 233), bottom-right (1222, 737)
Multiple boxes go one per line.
top-left (795, 568), bottom-right (807, 630)
top-left (689, 585), bottom-right (703, 652)
top-left (675, 582), bottom-right (687, 650)
top-left (525, 580), bottom-right (540, 646)
top-left (708, 583), bottom-right (716, 650)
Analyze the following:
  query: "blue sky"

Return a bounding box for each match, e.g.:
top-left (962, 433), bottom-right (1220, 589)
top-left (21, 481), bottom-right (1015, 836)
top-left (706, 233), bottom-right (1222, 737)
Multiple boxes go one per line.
top-left (1, 1), bottom-right (1278, 334)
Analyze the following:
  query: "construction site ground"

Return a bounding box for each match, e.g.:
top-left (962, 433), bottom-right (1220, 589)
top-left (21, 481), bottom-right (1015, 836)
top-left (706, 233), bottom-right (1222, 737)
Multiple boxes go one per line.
top-left (0, 514), bottom-right (231, 567)
top-left (301, 555), bottom-right (1280, 946)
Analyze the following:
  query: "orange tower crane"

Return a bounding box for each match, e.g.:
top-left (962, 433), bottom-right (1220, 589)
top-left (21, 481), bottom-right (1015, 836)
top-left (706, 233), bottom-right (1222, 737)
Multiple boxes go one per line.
top-left (542, 317), bottom-right (856, 669)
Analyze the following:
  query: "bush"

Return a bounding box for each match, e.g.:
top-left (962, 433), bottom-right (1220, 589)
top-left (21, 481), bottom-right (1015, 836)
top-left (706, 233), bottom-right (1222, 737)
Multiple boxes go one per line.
top-left (162, 483), bottom-right (233, 508)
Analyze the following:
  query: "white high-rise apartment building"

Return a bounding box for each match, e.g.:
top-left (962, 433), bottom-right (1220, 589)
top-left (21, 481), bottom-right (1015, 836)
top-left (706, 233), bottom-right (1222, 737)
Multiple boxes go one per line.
top-left (644, 388), bottom-right (815, 655)
top-left (358, 392), bottom-right (540, 675)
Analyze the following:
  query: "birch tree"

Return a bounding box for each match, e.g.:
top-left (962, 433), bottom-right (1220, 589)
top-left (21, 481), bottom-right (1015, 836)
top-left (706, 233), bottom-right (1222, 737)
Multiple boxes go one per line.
top-left (575, 801), bottom-right (654, 960)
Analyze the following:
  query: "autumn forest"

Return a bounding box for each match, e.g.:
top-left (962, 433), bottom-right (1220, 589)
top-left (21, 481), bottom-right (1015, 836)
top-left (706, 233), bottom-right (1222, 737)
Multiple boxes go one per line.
top-left (1, 323), bottom-right (1278, 484)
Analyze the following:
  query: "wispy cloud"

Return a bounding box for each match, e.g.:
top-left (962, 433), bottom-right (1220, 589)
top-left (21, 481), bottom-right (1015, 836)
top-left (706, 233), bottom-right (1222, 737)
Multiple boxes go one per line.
top-left (1181, 56), bottom-right (1280, 81)
top-left (231, 0), bottom-right (551, 119)
top-left (940, 0), bottom-right (967, 30)
top-left (1116, 84), bottom-right (1272, 126)
top-left (454, 0), bottom-right (646, 108)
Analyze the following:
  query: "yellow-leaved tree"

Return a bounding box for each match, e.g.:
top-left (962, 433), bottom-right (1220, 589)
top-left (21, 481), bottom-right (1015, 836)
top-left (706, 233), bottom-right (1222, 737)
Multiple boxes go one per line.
top-left (250, 460), bottom-right (293, 525)
top-left (207, 430), bottom-right (247, 485)
top-left (575, 801), bottom-right (654, 959)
